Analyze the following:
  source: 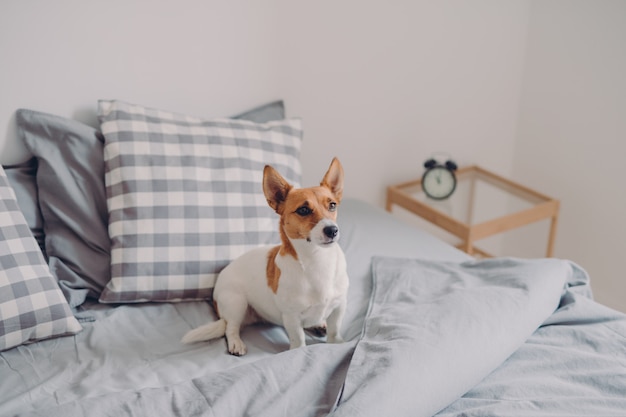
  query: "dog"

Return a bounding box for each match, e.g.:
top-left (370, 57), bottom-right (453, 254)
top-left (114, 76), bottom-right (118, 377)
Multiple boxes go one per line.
top-left (181, 157), bottom-right (349, 356)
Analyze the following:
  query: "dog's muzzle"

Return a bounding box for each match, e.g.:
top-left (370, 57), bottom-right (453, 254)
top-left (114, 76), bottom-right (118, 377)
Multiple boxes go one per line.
top-left (310, 219), bottom-right (340, 245)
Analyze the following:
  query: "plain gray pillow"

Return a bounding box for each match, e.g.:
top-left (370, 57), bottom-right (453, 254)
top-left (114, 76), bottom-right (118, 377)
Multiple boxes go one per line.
top-left (16, 109), bottom-right (110, 308)
top-left (9, 101), bottom-right (286, 307)
top-left (232, 100), bottom-right (285, 123)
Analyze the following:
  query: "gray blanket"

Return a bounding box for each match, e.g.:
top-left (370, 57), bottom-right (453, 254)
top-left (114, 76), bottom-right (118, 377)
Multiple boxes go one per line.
top-left (12, 256), bottom-right (625, 417)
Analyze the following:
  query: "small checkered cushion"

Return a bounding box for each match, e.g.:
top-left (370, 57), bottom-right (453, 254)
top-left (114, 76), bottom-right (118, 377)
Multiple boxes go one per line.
top-left (98, 100), bottom-right (302, 303)
top-left (0, 166), bottom-right (82, 351)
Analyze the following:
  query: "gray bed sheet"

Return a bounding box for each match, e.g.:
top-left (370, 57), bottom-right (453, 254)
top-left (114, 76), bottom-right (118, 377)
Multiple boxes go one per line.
top-left (1, 199), bottom-right (625, 416)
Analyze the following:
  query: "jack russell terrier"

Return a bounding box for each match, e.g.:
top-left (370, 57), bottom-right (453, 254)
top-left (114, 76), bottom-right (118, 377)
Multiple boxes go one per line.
top-left (182, 158), bottom-right (349, 356)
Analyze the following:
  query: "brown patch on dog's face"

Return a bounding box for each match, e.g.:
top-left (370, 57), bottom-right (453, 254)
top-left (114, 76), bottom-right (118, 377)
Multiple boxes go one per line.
top-left (280, 186), bottom-right (339, 242)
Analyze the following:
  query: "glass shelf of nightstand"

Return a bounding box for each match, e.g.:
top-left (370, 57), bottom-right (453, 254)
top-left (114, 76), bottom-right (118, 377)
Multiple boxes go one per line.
top-left (386, 165), bottom-right (559, 257)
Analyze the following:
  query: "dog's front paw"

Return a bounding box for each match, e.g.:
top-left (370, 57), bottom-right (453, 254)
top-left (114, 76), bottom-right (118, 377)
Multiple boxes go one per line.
top-left (305, 323), bottom-right (327, 338)
top-left (226, 337), bottom-right (247, 356)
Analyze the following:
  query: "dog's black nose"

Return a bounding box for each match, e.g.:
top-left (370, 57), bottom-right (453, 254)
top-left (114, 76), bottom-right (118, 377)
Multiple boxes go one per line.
top-left (323, 225), bottom-right (339, 239)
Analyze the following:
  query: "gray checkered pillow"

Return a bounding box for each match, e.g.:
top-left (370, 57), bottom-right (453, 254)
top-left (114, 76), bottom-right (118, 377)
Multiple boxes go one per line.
top-left (0, 166), bottom-right (82, 351)
top-left (98, 100), bottom-right (302, 303)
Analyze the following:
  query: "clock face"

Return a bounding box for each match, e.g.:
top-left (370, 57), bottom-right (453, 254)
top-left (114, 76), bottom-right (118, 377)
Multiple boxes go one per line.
top-left (422, 166), bottom-right (457, 200)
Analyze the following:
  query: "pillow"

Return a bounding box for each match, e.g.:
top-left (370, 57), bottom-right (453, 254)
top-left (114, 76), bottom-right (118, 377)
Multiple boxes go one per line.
top-left (3, 158), bottom-right (45, 255)
top-left (98, 100), bottom-right (302, 303)
top-left (0, 166), bottom-right (82, 351)
top-left (9, 101), bottom-right (287, 307)
top-left (232, 100), bottom-right (285, 123)
top-left (16, 109), bottom-right (111, 308)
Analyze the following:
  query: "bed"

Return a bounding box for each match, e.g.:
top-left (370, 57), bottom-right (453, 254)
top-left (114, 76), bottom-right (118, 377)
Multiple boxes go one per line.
top-left (1, 99), bottom-right (625, 417)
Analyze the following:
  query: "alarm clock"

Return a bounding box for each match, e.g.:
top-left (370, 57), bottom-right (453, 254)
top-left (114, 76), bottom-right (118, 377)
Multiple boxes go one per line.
top-left (421, 158), bottom-right (458, 200)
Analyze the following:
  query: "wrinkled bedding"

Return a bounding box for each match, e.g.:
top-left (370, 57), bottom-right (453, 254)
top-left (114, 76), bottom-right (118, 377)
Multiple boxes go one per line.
top-left (339, 257), bottom-right (626, 417)
top-left (2, 200), bottom-right (625, 416)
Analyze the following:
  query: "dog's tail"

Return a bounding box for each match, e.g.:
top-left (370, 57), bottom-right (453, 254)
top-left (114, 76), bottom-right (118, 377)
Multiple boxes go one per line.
top-left (181, 319), bottom-right (227, 344)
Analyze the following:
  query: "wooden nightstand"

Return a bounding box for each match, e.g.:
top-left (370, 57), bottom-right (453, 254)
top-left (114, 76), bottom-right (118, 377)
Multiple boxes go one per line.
top-left (386, 165), bottom-right (559, 257)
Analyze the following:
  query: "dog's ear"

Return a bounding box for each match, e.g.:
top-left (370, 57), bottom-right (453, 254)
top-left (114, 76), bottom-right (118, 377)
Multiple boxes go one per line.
top-left (263, 165), bottom-right (293, 214)
top-left (320, 157), bottom-right (344, 202)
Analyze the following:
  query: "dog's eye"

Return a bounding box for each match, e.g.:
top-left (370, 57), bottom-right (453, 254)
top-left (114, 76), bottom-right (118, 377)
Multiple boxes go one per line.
top-left (296, 206), bottom-right (312, 216)
top-left (329, 202), bottom-right (337, 212)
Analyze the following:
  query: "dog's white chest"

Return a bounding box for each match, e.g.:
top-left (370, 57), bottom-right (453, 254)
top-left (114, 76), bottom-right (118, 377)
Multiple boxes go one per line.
top-left (273, 244), bottom-right (348, 326)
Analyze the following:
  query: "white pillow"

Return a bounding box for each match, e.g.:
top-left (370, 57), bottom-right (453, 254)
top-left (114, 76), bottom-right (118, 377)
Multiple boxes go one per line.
top-left (98, 100), bottom-right (302, 303)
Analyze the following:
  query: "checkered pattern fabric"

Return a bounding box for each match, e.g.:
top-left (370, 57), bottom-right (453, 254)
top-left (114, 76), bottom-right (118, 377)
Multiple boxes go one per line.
top-left (98, 100), bottom-right (302, 303)
top-left (0, 166), bottom-right (82, 351)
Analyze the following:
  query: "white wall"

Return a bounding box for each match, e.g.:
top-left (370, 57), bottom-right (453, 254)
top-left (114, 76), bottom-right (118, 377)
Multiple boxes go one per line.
top-left (0, 0), bottom-right (282, 163)
top-left (2, 0), bottom-right (528, 197)
top-left (510, 0), bottom-right (626, 312)
top-left (277, 1), bottom-right (529, 205)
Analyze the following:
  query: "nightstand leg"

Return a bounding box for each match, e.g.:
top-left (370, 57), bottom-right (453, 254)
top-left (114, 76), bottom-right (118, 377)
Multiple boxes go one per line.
top-left (546, 214), bottom-right (558, 257)
top-left (461, 239), bottom-right (474, 256)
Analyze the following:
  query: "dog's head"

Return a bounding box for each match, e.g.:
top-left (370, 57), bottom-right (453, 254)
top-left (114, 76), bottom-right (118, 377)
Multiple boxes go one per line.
top-left (263, 157), bottom-right (344, 247)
